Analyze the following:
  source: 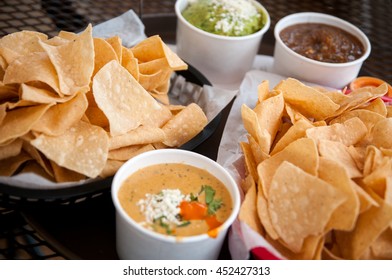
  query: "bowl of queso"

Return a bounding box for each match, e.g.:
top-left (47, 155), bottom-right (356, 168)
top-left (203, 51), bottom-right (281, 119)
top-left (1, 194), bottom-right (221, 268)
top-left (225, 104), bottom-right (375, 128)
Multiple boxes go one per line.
top-left (175, 0), bottom-right (270, 87)
top-left (111, 149), bottom-right (240, 259)
top-left (272, 12), bottom-right (371, 89)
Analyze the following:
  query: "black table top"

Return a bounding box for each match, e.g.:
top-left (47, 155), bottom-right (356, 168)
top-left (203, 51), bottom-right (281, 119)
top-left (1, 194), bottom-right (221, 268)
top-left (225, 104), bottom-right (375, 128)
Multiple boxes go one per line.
top-left (1, 0), bottom-right (392, 260)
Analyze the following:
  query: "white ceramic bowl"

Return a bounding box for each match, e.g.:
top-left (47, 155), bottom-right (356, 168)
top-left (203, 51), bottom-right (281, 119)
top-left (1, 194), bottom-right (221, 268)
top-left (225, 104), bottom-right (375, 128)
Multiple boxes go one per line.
top-left (272, 12), bottom-right (371, 89)
top-left (175, 0), bottom-right (270, 87)
top-left (111, 149), bottom-right (240, 260)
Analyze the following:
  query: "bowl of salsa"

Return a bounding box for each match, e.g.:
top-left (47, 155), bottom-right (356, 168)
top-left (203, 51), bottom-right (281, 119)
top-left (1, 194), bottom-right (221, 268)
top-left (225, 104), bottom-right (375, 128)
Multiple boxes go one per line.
top-left (272, 12), bottom-right (371, 89)
top-left (111, 149), bottom-right (240, 259)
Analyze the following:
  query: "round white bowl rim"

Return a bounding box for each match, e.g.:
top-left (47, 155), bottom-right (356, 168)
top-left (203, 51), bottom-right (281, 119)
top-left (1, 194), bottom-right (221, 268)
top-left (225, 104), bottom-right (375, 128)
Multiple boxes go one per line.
top-left (175, 0), bottom-right (271, 41)
top-left (274, 12), bottom-right (371, 68)
top-left (112, 149), bottom-right (241, 244)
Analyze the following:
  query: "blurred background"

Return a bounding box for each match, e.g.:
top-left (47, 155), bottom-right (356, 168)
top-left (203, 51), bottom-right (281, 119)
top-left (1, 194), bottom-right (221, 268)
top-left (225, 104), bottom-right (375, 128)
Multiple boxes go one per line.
top-left (1, 0), bottom-right (391, 259)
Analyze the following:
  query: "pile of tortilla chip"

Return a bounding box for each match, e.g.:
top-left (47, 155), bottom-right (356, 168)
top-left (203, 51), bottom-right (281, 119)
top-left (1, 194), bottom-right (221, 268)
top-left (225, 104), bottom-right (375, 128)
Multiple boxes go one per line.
top-left (0, 24), bottom-right (208, 182)
top-left (238, 77), bottom-right (392, 259)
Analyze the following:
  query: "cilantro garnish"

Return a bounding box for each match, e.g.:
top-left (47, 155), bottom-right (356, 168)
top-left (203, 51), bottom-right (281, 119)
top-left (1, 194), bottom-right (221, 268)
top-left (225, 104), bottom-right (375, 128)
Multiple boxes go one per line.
top-left (178, 221), bottom-right (191, 227)
top-left (189, 192), bottom-right (198, 202)
top-left (207, 198), bottom-right (223, 215)
top-left (153, 216), bottom-right (173, 235)
top-left (200, 185), bottom-right (223, 215)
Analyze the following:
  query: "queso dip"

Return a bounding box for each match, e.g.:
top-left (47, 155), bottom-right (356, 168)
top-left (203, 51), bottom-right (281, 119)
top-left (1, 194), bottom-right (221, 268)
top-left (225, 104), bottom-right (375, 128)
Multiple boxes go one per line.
top-left (118, 163), bottom-right (233, 237)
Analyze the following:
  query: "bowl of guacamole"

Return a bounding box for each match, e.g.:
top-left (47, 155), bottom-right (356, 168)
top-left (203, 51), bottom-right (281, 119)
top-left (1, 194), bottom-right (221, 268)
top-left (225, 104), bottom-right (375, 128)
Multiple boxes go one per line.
top-left (175, 0), bottom-right (270, 85)
top-left (181, 0), bottom-right (267, 37)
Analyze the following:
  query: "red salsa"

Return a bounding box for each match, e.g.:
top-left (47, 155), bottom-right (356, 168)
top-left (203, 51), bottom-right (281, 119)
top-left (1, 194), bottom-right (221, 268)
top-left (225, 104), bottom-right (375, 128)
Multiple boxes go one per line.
top-left (279, 23), bottom-right (365, 63)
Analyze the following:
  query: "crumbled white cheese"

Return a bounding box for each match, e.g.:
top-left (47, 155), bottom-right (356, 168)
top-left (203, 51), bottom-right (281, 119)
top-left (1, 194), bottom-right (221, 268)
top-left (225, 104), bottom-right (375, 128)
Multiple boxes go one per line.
top-left (210, 0), bottom-right (261, 35)
top-left (137, 189), bottom-right (189, 225)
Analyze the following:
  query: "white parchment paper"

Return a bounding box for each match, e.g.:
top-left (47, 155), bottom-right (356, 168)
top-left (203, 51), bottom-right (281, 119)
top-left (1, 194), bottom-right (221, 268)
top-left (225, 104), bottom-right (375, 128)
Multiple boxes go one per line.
top-left (92, 9), bottom-right (146, 47)
top-left (217, 69), bottom-right (289, 260)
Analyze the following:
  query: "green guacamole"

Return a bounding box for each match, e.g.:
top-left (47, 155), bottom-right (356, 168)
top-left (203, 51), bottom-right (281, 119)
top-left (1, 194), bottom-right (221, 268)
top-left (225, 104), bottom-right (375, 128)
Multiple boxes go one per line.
top-left (182, 0), bottom-right (266, 36)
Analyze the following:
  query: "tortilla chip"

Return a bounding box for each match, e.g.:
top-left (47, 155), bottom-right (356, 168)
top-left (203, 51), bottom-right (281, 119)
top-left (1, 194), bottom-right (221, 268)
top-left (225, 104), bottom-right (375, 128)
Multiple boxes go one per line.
top-left (258, 138), bottom-right (318, 198)
top-left (360, 98), bottom-right (387, 117)
top-left (335, 201), bottom-right (392, 259)
top-left (162, 103), bottom-right (207, 147)
top-left (253, 92), bottom-right (284, 143)
top-left (239, 182), bottom-right (264, 236)
top-left (30, 121), bottom-right (109, 178)
top-left (247, 134), bottom-right (269, 165)
top-left (31, 92), bottom-right (88, 136)
top-left (109, 126), bottom-right (165, 150)
top-left (271, 122), bottom-right (292, 149)
top-left (268, 161), bottom-right (345, 253)
top-left (0, 103), bottom-right (5, 125)
top-left (363, 145), bottom-right (384, 176)
top-left (92, 60), bottom-right (172, 136)
top-left (139, 69), bottom-right (172, 92)
top-left (93, 37), bottom-right (118, 76)
top-left (273, 235), bottom-right (324, 260)
top-left (347, 145), bottom-right (366, 171)
top-left (257, 178), bottom-right (279, 240)
top-left (351, 180), bottom-right (380, 213)
top-left (39, 24), bottom-right (94, 95)
top-left (50, 160), bottom-right (86, 183)
top-left (321, 90), bottom-right (350, 105)
top-left (329, 109), bottom-right (385, 133)
top-left (0, 151), bottom-right (31, 176)
top-left (152, 80), bottom-right (171, 96)
top-left (108, 144), bottom-right (154, 161)
top-left (370, 227), bottom-right (392, 259)
top-left (138, 58), bottom-right (168, 74)
top-left (318, 139), bottom-right (362, 178)
top-left (271, 119), bottom-right (313, 155)
top-left (0, 104), bottom-right (52, 144)
top-left (151, 92), bottom-right (170, 105)
top-left (20, 84), bottom-right (73, 104)
top-left (362, 157), bottom-right (392, 197)
top-left (105, 36), bottom-right (122, 63)
top-left (3, 52), bottom-right (61, 94)
top-left (0, 83), bottom-right (18, 102)
top-left (19, 161), bottom-right (54, 182)
top-left (3, 99), bottom-right (38, 109)
top-left (131, 35), bottom-right (187, 71)
top-left (241, 104), bottom-right (271, 154)
top-left (331, 84), bottom-right (388, 118)
top-left (385, 177), bottom-right (392, 205)
top-left (387, 105), bottom-right (392, 118)
top-left (45, 36), bottom-right (70, 46)
top-left (121, 46), bottom-right (134, 64)
top-left (0, 30), bottom-right (47, 64)
top-left (274, 78), bottom-right (339, 120)
top-left (371, 118), bottom-right (392, 149)
top-left (58, 30), bottom-right (78, 40)
top-left (100, 159), bottom-right (125, 178)
top-left (0, 138), bottom-right (23, 160)
top-left (257, 80), bottom-right (270, 103)
top-left (240, 173), bottom-right (255, 194)
top-left (284, 103), bottom-right (311, 124)
top-left (306, 117), bottom-right (367, 147)
top-left (318, 158), bottom-right (359, 231)
top-left (123, 57), bottom-right (139, 81)
top-left (22, 140), bottom-right (54, 177)
top-left (240, 141), bottom-right (258, 182)
top-left (84, 90), bottom-right (109, 128)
